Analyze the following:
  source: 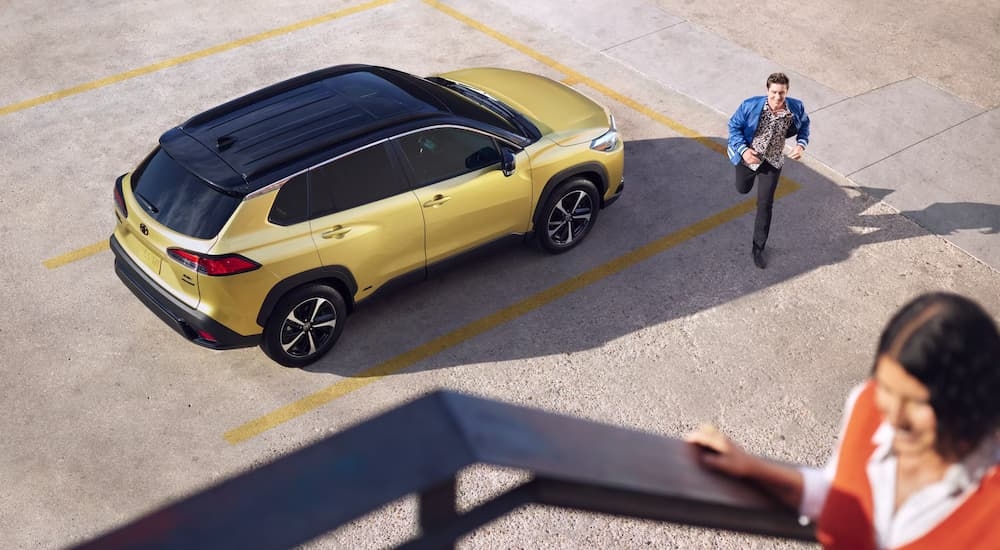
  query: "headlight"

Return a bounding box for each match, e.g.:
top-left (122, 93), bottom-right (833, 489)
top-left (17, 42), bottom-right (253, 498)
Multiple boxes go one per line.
top-left (590, 114), bottom-right (619, 152)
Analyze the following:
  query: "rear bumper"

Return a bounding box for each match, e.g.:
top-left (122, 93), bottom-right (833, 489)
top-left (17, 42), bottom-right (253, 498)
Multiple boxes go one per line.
top-left (110, 235), bottom-right (259, 350)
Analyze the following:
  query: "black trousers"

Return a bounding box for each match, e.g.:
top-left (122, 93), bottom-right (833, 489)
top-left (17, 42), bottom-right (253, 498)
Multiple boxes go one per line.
top-left (734, 161), bottom-right (781, 250)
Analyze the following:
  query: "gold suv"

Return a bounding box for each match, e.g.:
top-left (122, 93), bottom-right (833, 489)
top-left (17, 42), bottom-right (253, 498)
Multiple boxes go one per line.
top-left (111, 64), bottom-right (624, 367)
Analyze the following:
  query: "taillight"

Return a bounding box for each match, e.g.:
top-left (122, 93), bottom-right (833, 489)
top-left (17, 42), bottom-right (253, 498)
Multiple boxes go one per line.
top-left (114, 173), bottom-right (128, 218)
top-left (167, 248), bottom-right (261, 276)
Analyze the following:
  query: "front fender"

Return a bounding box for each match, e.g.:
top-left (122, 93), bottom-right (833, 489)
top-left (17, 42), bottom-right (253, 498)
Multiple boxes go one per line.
top-left (532, 163), bottom-right (609, 228)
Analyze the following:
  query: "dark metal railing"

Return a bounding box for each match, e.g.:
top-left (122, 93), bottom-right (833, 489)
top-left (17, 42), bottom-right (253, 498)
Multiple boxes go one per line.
top-left (69, 390), bottom-right (816, 549)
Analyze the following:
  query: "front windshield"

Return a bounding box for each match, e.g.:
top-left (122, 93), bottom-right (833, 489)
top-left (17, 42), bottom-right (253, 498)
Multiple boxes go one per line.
top-left (425, 77), bottom-right (537, 140)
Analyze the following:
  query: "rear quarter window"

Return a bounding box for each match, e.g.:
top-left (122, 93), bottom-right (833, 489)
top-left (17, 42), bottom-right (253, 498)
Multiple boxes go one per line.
top-left (269, 174), bottom-right (308, 226)
top-left (132, 148), bottom-right (240, 239)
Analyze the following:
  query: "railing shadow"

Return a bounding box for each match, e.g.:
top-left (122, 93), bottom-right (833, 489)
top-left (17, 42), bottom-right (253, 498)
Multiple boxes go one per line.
top-left (69, 390), bottom-right (815, 549)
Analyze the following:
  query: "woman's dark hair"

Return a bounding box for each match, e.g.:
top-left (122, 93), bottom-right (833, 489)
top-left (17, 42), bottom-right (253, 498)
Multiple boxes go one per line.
top-left (875, 292), bottom-right (1000, 457)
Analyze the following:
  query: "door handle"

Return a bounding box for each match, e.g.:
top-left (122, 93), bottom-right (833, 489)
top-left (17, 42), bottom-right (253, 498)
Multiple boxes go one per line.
top-left (422, 194), bottom-right (452, 208)
top-left (321, 225), bottom-right (352, 239)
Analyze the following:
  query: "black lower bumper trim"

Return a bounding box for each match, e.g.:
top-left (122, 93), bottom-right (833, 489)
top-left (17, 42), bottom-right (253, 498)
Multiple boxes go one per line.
top-left (110, 235), bottom-right (259, 350)
top-left (603, 178), bottom-right (624, 208)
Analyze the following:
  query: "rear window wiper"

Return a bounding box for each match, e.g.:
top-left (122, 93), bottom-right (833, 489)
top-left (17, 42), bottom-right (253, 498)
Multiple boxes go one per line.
top-left (134, 192), bottom-right (160, 214)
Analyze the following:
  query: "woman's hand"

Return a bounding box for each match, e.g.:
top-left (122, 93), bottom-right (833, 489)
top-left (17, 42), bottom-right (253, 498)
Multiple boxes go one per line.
top-left (686, 424), bottom-right (807, 510)
top-left (685, 424), bottom-right (756, 478)
top-left (787, 144), bottom-right (805, 160)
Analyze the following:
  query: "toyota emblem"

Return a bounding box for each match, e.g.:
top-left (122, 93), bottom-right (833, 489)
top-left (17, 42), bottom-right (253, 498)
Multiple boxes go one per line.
top-left (140, 223), bottom-right (149, 236)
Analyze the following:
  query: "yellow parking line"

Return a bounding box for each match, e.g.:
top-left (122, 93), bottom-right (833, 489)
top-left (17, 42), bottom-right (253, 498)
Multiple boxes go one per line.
top-left (225, 181), bottom-right (799, 443)
top-left (3, 0), bottom-right (392, 119)
top-left (37, 0), bottom-right (393, 269)
top-left (43, 240), bottom-right (110, 270)
top-left (225, 2), bottom-right (804, 444)
top-left (424, 0), bottom-right (725, 156)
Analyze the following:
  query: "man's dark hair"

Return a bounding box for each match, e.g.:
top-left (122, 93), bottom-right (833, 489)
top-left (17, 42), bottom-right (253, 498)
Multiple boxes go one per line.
top-left (766, 72), bottom-right (790, 88)
top-left (874, 292), bottom-right (1000, 457)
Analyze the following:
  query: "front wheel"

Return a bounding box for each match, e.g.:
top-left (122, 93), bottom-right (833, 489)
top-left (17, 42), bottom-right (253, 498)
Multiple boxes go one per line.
top-left (261, 284), bottom-right (347, 368)
top-left (537, 178), bottom-right (600, 254)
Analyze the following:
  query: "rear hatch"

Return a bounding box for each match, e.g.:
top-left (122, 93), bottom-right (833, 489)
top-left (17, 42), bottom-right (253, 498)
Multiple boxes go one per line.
top-left (113, 147), bottom-right (241, 308)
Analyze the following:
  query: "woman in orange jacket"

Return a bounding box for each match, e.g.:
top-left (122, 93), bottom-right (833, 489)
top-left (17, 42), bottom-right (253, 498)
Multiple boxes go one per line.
top-left (687, 292), bottom-right (1000, 549)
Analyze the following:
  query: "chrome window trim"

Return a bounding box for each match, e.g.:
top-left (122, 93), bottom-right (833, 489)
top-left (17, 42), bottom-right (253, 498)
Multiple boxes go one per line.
top-left (389, 124), bottom-right (521, 150)
top-left (245, 139), bottom-right (392, 200)
top-left (246, 125), bottom-right (520, 202)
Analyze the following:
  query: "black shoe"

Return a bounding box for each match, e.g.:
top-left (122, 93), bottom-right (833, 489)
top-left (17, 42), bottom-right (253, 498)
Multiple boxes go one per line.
top-left (752, 246), bottom-right (766, 269)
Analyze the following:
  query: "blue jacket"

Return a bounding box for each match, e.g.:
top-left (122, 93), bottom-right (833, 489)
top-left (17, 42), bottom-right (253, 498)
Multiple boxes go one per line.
top-left (727, 96), bottom-right (810, 165)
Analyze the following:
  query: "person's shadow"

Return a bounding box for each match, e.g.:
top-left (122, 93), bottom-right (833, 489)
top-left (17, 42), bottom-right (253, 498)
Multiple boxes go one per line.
top-left (300, 136), bottom-right (985, 375)
top-left (855, 186), bottom-right (1000, 235)
top-left (903, 203), bottom-right (999, 235)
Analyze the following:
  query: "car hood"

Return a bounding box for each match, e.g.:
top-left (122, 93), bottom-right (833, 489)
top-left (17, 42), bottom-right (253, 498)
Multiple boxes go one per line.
top-left (438, 68), bottom-right (610, 146)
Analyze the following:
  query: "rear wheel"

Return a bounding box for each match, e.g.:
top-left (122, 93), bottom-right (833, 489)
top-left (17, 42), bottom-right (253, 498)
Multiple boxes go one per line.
top-left (537, 178), bottom-right (600, 253)
top-left (261, 284), bottom-right (347, 368)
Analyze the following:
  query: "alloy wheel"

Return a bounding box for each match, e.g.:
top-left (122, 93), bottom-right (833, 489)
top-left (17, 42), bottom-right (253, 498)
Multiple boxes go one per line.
top-left (547, 189), bottom-right (594, 246)
top-left (279, 297), bottom-right (338, 358)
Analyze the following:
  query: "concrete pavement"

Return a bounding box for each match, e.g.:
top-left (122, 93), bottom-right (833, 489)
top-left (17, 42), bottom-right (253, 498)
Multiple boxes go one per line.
top-left (2, 1), bottom-right (998, 549)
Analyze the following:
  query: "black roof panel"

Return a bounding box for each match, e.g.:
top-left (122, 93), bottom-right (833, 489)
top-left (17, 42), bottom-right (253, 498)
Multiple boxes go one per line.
top-left (161, 65), bottom-right (451, 192)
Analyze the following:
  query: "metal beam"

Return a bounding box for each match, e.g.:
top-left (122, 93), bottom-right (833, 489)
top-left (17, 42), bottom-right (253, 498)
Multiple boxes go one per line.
top-left (70, 390), bottom-right (816, 549)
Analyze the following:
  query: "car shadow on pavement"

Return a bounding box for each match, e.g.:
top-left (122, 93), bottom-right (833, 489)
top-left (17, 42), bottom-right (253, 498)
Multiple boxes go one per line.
top-left (303, 136), bottom-right (942, 376)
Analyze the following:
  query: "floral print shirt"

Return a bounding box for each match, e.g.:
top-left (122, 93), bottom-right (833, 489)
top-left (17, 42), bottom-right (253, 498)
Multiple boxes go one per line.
top-left (748, 105), bottom-right (794, 169)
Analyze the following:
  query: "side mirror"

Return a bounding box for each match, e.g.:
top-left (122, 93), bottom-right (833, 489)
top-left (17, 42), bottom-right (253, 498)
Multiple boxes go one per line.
top-left (501, 149), bottom-right (516, 177)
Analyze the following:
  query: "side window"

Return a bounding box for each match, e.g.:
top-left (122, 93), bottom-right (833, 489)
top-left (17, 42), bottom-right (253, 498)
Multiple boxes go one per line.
top-left (309, 142), bottom-right (406, 218)
top-left (268, 174), bottom-right (308, 226)
top-left (397, 128), bottom-right (500, 187)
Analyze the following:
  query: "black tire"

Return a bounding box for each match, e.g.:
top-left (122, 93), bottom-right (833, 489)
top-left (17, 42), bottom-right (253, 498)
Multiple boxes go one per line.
top-left (537, 178), bottom-right (600, 254)
top-left (261, 284), bottom-right (347, 368)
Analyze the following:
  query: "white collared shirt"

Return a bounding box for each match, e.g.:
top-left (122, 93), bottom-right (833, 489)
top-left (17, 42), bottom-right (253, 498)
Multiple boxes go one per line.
top-left (798, 384), bottom-right (1000, 549)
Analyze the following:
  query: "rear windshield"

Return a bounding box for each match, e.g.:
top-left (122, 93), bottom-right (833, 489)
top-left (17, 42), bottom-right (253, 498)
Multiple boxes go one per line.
top-left (132, 148), bottom-right (241, 239)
